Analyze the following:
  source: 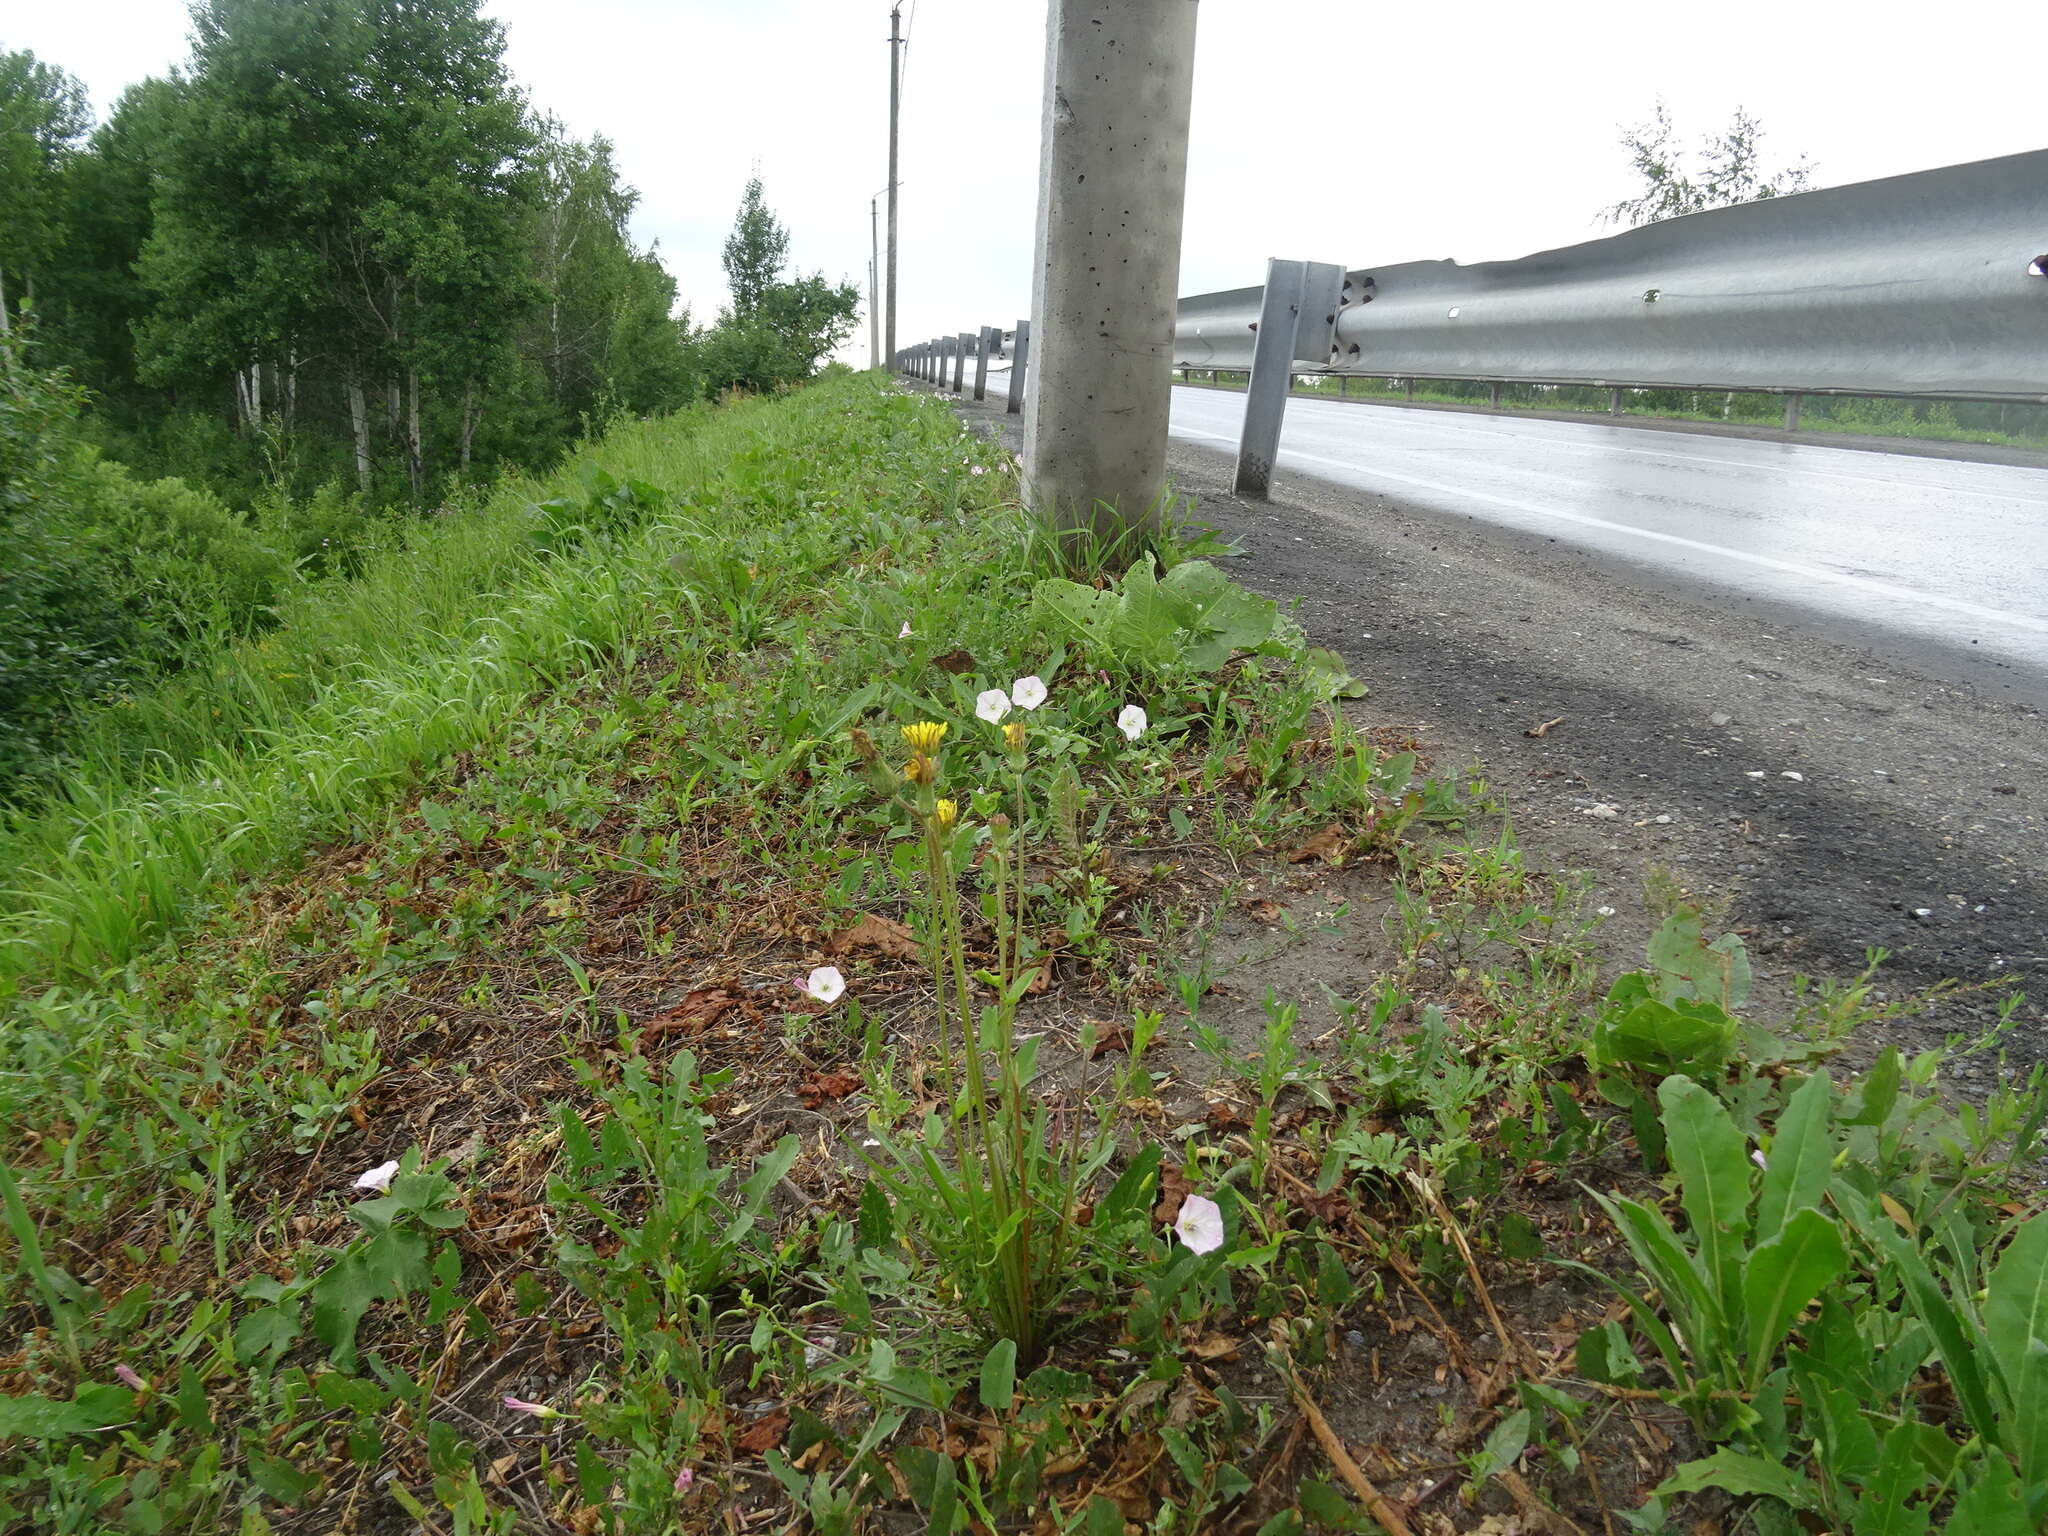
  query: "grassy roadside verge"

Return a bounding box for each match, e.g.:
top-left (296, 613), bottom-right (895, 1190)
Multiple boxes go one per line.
top-left (3, 374), bottom-right (2044, 1535)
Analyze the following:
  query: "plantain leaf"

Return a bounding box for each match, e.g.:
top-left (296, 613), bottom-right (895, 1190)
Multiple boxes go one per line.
top-left (1740, 1207), bottom-right (1847, 1391)
top-left (1660, 1075), bottom-right (1752, 1325)
top-left (1983, 1213), bottom-right (2048, 1489)
top-left (1848, 1421), bottom-right (1935, 1536)
top-left (1655, 1448), bottom-right (1820, 1509)
top-left (1754, 1069), bottom-right (1834, 1245)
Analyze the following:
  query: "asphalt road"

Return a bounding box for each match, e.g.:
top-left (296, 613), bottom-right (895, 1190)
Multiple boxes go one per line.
top-left (940, 375), bottom-right (2047, 1073)
top-left (1166, 385), bottom-right (2048, 705)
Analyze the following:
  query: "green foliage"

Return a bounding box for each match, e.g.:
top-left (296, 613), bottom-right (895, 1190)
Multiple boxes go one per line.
top-left (550, 1050), bottom-right (798, 1324)
top-left (1604, 99), bottom-right (1815, 227)
top-left (0, 49), bottom-right (90, 316)
top-left (1033, 556), bottom-right (1282, 676)
top-left (699, 178), bottom-right (859, 396)
top-left (722, 176), bottom-right (791, 320)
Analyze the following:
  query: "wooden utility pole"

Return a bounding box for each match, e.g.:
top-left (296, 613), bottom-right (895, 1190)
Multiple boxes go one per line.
top-left (885, 4), bottom-right (902, 369)
top-left (1023, 1), bottom-right (1199, 547)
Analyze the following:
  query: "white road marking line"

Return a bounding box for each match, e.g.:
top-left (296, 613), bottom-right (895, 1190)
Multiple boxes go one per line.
top-left (1167, 423), bottom-right (2048, 636)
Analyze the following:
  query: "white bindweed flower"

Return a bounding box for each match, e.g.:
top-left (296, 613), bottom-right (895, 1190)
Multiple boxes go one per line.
top-left (1009, 675), bottom-right (1047, 711)
top-left (114, 1364), bottom-right (147, 1391)
top-left (976, 688), bottom-right (1011, 724)
top-left (1173, 1194), bottom-right (1224, 1255)
top-left (798, 966), bottom-right (846, 1005)
top-left (353, 1160), bottom-right (399, 1194)
top-left (969, 464), bottom-right (986, 476)
top-left (1117, 704), bottom-right (1148, 741)
top-left (898, 621), bottom-right (912, 639)
top-left (503, 1396), bottom-right (561, 1418)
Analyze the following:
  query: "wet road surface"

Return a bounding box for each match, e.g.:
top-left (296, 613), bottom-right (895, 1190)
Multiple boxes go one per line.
top-left (1164, 385), bottom-right (2048, 697)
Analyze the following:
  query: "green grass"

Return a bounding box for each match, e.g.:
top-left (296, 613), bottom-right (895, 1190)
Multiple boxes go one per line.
top-left (3, 373), bottom-right (2044, 1535)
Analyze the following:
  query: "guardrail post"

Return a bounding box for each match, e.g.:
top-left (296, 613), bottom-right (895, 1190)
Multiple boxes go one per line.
top-left (953, 333), bottom-right (968, 393)
top-left (1403, 377), bottom-right (1414, 400)
top-left (1609, 387), bottom-right (1624, 415)
top-left (1783, 393), bottom-right (1802, 430)
top-left (1488, 382), bottom-right (1501, 409)
top-left (973, 327), bottom-right (992, 401)
top-left (1233, 258), bottom-right (1344, 500)
top-left (1006, 319), bottom-right (1029, 415)
top-left (1023, 0), bottom-right (1199, 545)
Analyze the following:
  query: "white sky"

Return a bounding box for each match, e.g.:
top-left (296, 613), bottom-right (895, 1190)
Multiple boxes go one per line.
top-left (10, 1), bottom-right (2046, 366)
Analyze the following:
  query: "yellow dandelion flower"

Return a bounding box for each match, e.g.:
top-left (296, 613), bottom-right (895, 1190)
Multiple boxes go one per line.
top-left (1002, 721), bottom-right (1026, 753)
top-left (934, 799), bottom-right (959, 829)
top-left (903, 753), bottom-right (937, 786)
top-left (901, 721), bottom-right (948, 756)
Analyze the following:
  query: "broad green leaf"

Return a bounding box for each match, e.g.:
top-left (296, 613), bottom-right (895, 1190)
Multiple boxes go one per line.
top-left (1842, 1047), bottom-right (1903, 1127)
top-left (1942, 1453), bottom-right (2033, 1536)
top-left (1594, 996), bottom-right (1739, 1080)
top-left (1741, 1207), bottom-right (1848, 1390)
top-left (1984, 1213), bottom-right (2048, 1487)
top-left (1655, 1449), bottom-right (1820, 1509)
top-left (310, 1226), bottom-right (429, 1370)
top-left (1754, 1069), bottom-right (1834, 1244)
top-left (978, 1339), bottom-right (1017, 1414)
top-left (1574, 1320), bottom-right (1643, 1386)
top-left (1792, 1370), bottom-right (1880, 1489)
top-left (0, 1383), bottom-right (134, 1437)
top-left (1471, 1409), bottom-right (1531, 1481)
top-left (1578, 1196), bottom-right (1714, 1374)
top-left (1848, 1422), bottom-right (1934, 1536)
top-left (1660, 1076), bottom-right (1752, 1320)
top-left (246, 1450), bottom-right (320, 1506)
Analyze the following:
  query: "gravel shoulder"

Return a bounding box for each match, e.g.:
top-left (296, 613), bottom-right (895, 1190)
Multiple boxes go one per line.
top-left (941, 382), bottom-right (2047, 1079)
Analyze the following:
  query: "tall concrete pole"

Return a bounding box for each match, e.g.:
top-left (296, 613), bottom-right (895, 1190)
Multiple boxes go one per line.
top-left (868, 197), bottom-right (880, 368)
top-left (885, 4), bottom-right (902, 372)
top-left (1023, 1), bottom-right (1199, 547)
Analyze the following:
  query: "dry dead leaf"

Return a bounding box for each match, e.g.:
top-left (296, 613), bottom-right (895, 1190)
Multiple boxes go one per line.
top-left (1287, 824), bottom-right (1350, 865)
top-left (1086, 1022), bottom-right (1133, 1059)
top-left (796, 1070), bottom-right (861, 1108)
top-left (734, 1407), bottom-right (790, 1456)
top-left (637, 987), bottom-right (748, 1051)
top-left (824, 913), bottom-right (922, 963)
top-left (930, 648), bottom-right (978, 675)
top-left (1184, 1333), bottom-right (1242, 1362)
top-left (1524, 715), bottom-right (1565, 739)
top-left (1154, 1163), bottom-right (1193, 1224)
top-left (1244, 898), bottom-right (1283, 923)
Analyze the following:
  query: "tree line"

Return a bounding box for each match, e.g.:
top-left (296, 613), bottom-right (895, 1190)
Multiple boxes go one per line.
top-left (0, 0), bottom-right (858, 795)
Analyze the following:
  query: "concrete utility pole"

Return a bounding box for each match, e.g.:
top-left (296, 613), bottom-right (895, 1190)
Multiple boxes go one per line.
top-left (869, 197), bottom-right (881, 368)
top-left (1023, 0), bottom-right (1199, 548)
top-left (885, 4), bottom-right (902, 370)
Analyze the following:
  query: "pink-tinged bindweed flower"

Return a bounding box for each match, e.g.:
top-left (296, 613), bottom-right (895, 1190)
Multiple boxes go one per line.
top-left (898, 621), bottom-right (913, 639)
top-left (353, 1160), bottom-right (400, 1194)
top-left (503, 1396), bottom-right (561, 1419)
top-left (114, 1364), bottom-right (147, 1391)
top-left (798, 966), bottom-right (846, 1005)
top-left (1116, 704), bottom-right (1148, 742)
top-left (969, 464), bottom-right (987, 476)
top-left (975, 688), bottom-right (1011, 724)
top-left (1172, 1194), bottom-right (1224, 1255)
top-left (673, 1465), bottom-right (696, 1494)
top-left (1009, 675), bottom-right (1047, 711)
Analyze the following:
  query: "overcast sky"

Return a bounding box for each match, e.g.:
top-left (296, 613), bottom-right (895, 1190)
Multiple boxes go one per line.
top-left (10, 1), bottom-right (2045, 366)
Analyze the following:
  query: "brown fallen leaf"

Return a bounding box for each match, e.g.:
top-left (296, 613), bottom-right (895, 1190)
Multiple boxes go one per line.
top-left (930, 648), bottom-right (978, 675)
top-left (1154, 1163), bottom-right (1193, 1224)
top-left (1288, 823), bottom-right (1350, 865)
top-left (637, 987), bottom-right (748, 1051)
top-left (1203, 1101), bottom-right (1251, 1134)
top-left (1244, 898), bottom-right (1283, 923)
top-left (1086, 1022), bottom-right (1133, 1059)
top-left (796, 1070), bottom-right (862, 1108)
top-left (734, 1407), bottom-right (790, 1457)
top-left (1184, 1333), bottom-right (1242, 1362)
top-left (824, 913), bottom-right (922, 962)
top-left (1524, 715), bottom-right (1565, 739)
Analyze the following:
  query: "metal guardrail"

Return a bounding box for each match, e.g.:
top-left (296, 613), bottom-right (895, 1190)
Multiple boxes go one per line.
top-left (1173, 148), bottom-right (2048, 405)
top-left (900, 147), bottom-right (2047, 498)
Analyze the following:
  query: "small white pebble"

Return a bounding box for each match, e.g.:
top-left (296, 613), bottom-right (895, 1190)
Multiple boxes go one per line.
top-left (1781, 771), bottom-right (1805, 782)
top-left (1745, 771), bottom-right (1766, 779)
top-left (1595, 905), bottom-right (1616, 917)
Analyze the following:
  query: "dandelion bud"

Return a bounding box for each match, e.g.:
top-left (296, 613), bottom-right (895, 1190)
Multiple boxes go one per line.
top-left (1003, 721), bottom-right (1026, 753)
top-left (934, 799), bottom-right (959, 829)
top-left (848, 727), bottom-right (879, 763)
top-left (904, 753), bottom-right (938, 786)
top-left (990, 814), bottom-right (1010, 830)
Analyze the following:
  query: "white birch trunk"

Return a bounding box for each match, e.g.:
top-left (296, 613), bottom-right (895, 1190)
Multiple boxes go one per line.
top-left (347, 379), bottom-right (373, 495)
